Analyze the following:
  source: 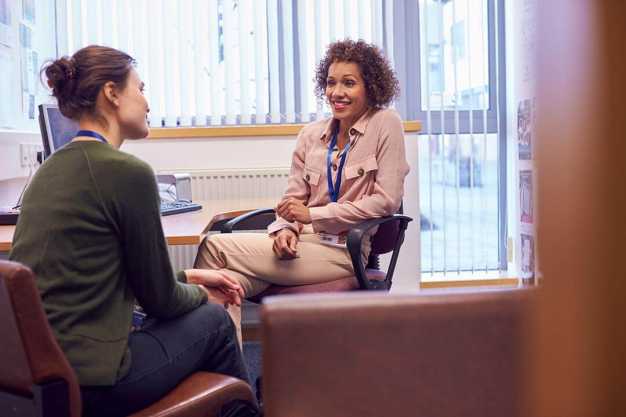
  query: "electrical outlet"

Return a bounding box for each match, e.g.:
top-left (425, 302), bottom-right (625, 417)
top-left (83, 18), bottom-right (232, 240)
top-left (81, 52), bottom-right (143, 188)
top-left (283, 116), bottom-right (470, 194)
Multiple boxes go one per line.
top-left (32, 144), bottom-right (42, 164)
top-left (19, 143), bottom-right (42, 167)
top-left (19, 144), bottom-right (29, 167)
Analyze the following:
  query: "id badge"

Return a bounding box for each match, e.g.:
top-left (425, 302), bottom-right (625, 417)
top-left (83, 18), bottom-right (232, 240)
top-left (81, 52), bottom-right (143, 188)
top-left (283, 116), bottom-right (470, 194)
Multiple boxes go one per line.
top-left (131, 307), bottom-right (147, 331)
top-left (318, 232), bottom-right (347, 248)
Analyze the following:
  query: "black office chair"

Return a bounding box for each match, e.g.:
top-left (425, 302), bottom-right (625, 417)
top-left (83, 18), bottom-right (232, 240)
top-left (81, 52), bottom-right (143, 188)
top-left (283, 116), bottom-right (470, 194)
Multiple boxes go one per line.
top-left (219, 206), bottom-right (412, 302)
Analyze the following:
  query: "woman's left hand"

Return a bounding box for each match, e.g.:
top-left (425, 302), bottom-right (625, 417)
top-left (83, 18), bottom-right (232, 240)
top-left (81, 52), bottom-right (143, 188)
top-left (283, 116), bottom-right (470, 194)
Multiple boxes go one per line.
top-left (197, 285), bottom-right (242, 307)
top-left (276, 197), bottom-right (312, 224)
top-left (184, 269), bottom-right (244, 306)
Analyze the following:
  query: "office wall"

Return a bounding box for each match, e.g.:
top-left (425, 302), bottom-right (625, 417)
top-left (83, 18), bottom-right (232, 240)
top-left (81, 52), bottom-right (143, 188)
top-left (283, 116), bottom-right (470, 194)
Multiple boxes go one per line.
top-left (0, 131), bottom-right (39, 179)
top-left (504, 0), bottom-right (537, 282)
top-left (0, 131), bottom-right (40, 206)
top-left (121, 136), bottom-right (294, 172)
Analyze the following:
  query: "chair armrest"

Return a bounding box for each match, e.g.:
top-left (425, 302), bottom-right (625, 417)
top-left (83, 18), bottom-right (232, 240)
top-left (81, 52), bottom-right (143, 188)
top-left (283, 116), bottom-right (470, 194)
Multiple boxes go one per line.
top-left (203, 209), bottom-right (256, 233)
top-left (222, 208), bottom-right (276, 233)
top-left (346, 215), bottom-right (413, 290)
top-left (129, 372), bottom-right (255, 417)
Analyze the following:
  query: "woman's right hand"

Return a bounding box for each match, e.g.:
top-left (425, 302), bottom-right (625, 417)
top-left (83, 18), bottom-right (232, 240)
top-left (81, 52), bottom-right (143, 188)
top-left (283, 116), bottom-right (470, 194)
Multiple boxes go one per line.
top-left (272, 228), bottom-right (299, 259)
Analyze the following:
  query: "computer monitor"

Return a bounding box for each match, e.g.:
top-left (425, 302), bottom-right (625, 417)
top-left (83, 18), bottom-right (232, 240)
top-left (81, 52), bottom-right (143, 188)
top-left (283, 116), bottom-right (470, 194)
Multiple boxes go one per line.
top-left (38, 103), bottom-right (79, 159)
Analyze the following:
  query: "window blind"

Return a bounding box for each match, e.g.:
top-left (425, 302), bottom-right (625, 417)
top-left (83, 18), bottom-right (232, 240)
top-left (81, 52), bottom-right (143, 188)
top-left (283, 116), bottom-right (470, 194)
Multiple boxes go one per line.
top-left (417, 0), bottom-right (505, 275)
top-left (60, 0), bottom-right (389, 127)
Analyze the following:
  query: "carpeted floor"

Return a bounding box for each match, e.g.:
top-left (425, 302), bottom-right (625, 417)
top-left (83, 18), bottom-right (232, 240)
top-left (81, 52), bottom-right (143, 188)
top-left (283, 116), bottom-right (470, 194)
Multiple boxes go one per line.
top-left (243, 341), bottom-right (263, 396)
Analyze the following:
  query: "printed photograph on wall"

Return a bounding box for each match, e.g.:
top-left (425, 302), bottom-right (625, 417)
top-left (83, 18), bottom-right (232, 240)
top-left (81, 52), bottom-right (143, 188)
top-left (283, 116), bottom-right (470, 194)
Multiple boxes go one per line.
top-left (520, 233), bottom-right (535, 278)
top-left (520, 170), bottom-right (533, 223)
top-left (22, 0), bottom-right (35, 24)
top-left (518, 98), bottom-right (532, 160)
top-left (18, 21), bottom-right (31, 48)
top-left (521, 233), bottom-right (535, 278)
top-left (18, 22), bottom-right (36, 118)
top-left (0, 50), bottom-right (15, 127)
top-left (0, 0), bottom-right (12, 47)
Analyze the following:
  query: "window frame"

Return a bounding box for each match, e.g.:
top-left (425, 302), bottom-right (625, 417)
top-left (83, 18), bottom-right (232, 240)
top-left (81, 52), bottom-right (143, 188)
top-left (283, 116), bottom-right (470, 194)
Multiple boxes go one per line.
top-left (394, 0), bottom-right (508, 272)
top-left (403, 0), bottom-right (504, 135)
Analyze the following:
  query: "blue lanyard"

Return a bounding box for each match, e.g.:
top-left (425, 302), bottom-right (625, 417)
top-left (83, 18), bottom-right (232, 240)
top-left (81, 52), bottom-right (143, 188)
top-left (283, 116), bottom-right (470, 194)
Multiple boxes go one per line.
top-left (74, 130), bottom-right (109, 144)
top-left (326, 132), bottom-right (350, 202)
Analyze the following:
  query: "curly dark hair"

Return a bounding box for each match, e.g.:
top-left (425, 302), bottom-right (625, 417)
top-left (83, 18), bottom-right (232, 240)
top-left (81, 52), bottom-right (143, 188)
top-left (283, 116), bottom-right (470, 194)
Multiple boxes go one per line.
top-left (314, 39), bottom-right (400, 109)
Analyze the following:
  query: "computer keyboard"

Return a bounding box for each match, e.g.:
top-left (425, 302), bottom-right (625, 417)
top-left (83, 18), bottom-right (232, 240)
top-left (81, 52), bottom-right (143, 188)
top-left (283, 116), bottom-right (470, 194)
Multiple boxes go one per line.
top-left (0, 208), bottom-right (19, 225)
top-left (160, 201), bottom-right (202, 216)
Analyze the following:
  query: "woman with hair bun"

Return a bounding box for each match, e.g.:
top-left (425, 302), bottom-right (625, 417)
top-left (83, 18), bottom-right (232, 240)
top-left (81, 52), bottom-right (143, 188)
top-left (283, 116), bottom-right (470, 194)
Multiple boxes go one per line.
top-left (10, 45), bottom-right (254, 417)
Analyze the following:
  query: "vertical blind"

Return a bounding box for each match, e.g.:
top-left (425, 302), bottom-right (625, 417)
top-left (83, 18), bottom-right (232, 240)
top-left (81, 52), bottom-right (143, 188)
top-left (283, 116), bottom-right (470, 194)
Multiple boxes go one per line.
top-left (60, 0), bottom-right (391, 127)
top-left (417, 0), bottom-right (504, 275)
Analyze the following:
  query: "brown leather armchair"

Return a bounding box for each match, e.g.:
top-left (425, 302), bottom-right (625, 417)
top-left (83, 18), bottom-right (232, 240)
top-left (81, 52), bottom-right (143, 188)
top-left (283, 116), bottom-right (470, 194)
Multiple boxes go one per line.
top-left (0, 260), bottom-right (254, 417)
top-left (260, 288), bottom-right (533, 417)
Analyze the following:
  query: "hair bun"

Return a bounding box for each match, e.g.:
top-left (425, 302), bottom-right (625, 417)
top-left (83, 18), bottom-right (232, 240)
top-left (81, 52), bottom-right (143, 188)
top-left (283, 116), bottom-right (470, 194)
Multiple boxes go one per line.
top-left (42, 57), bottom-right (82, 118)
top-left (44, 57), bottom-right (77, 90)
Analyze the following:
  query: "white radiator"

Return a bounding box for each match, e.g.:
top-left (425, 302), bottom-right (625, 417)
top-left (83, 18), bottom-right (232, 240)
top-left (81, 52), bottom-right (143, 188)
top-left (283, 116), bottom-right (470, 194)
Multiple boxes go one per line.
top-left (165, 168), bottom-right (290, 270)
top-left (188, 168), bottom-right (290, 202)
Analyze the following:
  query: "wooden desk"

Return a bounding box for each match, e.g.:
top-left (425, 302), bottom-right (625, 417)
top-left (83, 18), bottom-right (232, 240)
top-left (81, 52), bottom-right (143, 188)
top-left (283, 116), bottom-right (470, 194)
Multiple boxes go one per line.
top-left (0, 199), bottom-right (276, 252)
top-left (0, 226), bottom-right (13, 252)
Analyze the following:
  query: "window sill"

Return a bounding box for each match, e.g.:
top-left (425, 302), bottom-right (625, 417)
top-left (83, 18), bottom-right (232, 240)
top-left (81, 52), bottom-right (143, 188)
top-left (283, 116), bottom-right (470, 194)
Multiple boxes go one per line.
top-left (147, 121), bottom-right (422, 139)
top-left (420, 271), bottom-right (519, 289)
top-left (0, 130), bottom-right (41, 142)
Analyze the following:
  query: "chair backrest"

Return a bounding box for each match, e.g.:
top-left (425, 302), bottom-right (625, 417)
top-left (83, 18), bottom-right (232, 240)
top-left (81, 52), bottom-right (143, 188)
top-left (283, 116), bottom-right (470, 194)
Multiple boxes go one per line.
top-left (365, 203), bottom-right (406, 273)
top-left (368, 219), bottom-right (401, 257)
top-left (369, 202), bottom-right (404, 257)
top-left (0, 260), bottom-right (81, 417)
top-left (261, 288), bottom-right (533, 417)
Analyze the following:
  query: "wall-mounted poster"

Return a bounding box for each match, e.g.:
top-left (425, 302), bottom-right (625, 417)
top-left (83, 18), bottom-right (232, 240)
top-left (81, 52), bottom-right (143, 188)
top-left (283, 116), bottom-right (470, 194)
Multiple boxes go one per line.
top-left (19, 23), bottom-right (33, 88)
top-left (0, 0), bottom-right (12, 47)
top-left (521, 233), bottom-right (535, 278)
top-left (19, 22), bottom-right (36, 119)
top-left (18, 22), bottom-right (31, 48)
top-left (22, 91), bottom-right (34, 119)
top-left (518, 98), bottom-right (532, 160)
top-left (0, 50), bottom-right (15, 127)
top-left (520, 170), bottom-right (533, 224)
top-left (22, 0), bottom-right (35, 24)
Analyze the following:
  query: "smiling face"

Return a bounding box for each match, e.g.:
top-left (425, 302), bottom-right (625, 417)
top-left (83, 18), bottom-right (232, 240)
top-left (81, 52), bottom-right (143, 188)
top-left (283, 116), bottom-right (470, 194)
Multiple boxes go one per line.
top-left (115, 68), bottom-right (150, 139)
top-left (325, 60), bottom-right (369, 130)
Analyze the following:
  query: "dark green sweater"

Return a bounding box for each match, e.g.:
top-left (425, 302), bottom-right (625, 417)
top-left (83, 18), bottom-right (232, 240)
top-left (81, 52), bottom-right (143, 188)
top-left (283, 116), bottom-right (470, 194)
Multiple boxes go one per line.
top-left (10, 141), bottom-right (206, 386)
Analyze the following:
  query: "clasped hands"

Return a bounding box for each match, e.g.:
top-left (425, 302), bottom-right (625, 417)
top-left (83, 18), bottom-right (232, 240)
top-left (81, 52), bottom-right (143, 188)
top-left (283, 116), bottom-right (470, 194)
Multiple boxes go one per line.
top-left (275, 197), bottom-right (312, 224)
top-left (185, 269), bottom-right (244, 308)
top-left (272, 197), bottom-right (311, 260)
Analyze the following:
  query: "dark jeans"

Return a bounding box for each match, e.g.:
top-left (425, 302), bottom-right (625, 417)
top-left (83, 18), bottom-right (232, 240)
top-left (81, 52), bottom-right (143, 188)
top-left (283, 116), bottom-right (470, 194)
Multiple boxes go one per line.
top-left (81, 303), bottom-right (251, 417)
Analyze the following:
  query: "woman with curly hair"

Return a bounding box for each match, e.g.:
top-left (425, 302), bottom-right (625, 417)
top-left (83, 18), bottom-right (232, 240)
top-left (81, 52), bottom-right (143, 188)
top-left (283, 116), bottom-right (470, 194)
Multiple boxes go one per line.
top-left (195, 39), bottom-right (410, 338)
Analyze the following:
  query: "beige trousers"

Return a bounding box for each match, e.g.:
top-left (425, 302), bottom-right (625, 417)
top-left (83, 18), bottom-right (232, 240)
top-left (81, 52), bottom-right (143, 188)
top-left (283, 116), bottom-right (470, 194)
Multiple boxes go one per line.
top-left (195, 226), bottom-right (359, 344)
top-left (195, 226), bottom-right (357, 298)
